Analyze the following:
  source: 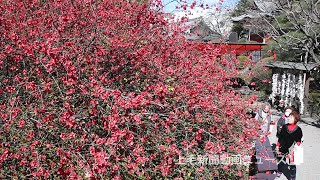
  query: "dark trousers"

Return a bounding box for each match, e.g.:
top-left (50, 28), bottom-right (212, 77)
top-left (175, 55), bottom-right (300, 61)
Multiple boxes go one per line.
top-left (277, 155), bottom-right (296, 179)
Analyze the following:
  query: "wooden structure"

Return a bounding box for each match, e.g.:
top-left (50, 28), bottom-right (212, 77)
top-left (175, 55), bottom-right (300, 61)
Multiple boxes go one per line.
top-left (183, 16), bottom-right (266, 61)
top-left (231, 0), bottom-right (277, 43)
top-left (265, 61), bottom-right (320, 114)
top-left (196, 42), bottom-right (265, 57)
top-left (183, 17), bottom-right (223, 42)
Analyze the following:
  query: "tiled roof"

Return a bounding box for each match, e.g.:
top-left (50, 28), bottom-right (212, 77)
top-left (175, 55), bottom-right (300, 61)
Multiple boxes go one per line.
top-left (265, 61), bottom-right (320, 71)
top-left (254, 0), bottom-right (277, 13)
top-left (232, 0), bottom-right (278, 22)
top-left (182, 17), bottom-right (224, 42)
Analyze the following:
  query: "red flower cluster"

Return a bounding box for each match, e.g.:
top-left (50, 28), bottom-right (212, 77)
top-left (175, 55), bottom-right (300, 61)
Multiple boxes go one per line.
top-left (0, 0), bottom-right (260, 179)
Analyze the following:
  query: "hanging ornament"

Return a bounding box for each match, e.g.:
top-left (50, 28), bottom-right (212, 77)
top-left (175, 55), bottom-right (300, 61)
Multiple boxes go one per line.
top-left (285, 73), bottom-right (291, 106)
top-left (290, 74), bottom-right (296, 106)
top-left (281, 73), bottom-right (286, 98)
top-left (272, 73), bottom-right (279, 98)
top-left (298, 74), bottom-right (304, 114)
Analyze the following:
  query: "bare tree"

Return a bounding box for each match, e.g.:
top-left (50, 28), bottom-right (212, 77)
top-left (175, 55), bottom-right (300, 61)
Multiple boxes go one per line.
top-left (204, 9), bottom-right (233, 39)
top-left (232, 0), bottom-right (320, 62)
top-left (260, 0), bottom-right (320, 63)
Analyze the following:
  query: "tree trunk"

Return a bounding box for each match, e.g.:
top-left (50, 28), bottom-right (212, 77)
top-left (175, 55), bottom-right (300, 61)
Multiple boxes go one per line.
top-left (304, 74), bottom-right (311, 114)
top-left (309, 48), bottom-right (320, 64)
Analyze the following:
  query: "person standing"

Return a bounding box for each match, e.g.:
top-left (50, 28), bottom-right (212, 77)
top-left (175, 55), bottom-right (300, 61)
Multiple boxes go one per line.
top-left (255, 103), bottom-right (272, 135)
top-left (291, 95), bottom-right (301, 114)
top-left (253, 103), bottom-right (276, 176)
top-left (276, 106), bottom-right (294, 138)
top-left (276, 111), bottom-right (303, 180)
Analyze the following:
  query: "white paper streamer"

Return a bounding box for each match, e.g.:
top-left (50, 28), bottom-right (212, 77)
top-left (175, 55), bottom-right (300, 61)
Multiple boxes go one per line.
top-left (298, 74), bottom-right (304, 114)
top-left (272, 73), bottom-right (279, 98)
top-left (281, 73), bottom-right (286, 98)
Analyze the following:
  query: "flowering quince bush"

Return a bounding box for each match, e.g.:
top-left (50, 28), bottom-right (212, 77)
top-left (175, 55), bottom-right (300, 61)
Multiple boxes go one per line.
top-left (0, 0), bottom-right (261, 179)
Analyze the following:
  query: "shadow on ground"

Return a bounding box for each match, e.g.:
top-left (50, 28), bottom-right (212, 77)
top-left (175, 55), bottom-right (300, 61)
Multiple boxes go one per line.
top-left (300, 119), bottom-right (320, 128)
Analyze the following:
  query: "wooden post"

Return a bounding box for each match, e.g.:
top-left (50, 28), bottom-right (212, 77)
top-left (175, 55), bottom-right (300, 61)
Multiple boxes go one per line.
top-left (303, 52), bottom-right (309, 114)
top-left (304, 73), bottom-right (311, 114)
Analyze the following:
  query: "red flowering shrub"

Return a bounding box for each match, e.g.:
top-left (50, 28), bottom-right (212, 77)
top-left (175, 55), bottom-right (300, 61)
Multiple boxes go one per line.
top-left (0, 0), bottom-right (260, 179)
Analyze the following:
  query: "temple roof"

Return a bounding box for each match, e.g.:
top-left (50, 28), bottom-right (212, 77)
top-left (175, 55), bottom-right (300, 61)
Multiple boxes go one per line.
top-left (182, 17), bottom-right (224, 42)
top-left (231, 12), bottom-right (270, 22)
top-left (265, 61), bottom-right (320, 71)
top-left (254, 0), bottom-right (277, 13)
top-left (231, 0), bottom-right (278, 22)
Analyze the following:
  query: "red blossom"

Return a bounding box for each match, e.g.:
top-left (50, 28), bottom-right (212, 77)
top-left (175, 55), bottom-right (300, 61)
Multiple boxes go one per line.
top-left (0, 0), bottom-right (257, 178)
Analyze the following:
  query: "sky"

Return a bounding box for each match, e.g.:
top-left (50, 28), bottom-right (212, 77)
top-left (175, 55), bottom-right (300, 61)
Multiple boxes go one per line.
top-left (160, 0), bottom-right (240, 37)
top-left (161, 0), bottom-right (240, 13)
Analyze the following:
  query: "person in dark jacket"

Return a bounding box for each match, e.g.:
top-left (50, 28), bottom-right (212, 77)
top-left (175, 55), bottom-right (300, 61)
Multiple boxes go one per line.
top-left (275, 111), bottom-right (303, 180)
top-left (291, 95), bottom-right (301, 113)
top-left (276, 106), bottom-right (294, 138)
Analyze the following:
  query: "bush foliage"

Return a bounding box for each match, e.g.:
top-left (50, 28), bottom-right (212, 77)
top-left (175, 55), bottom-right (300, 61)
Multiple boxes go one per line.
top-left (0, 0), bottom-right (260, 179)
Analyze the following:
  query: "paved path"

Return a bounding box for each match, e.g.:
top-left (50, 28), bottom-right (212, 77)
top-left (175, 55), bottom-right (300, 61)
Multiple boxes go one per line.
top-left (268, 112), bottom-right (320, 180)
